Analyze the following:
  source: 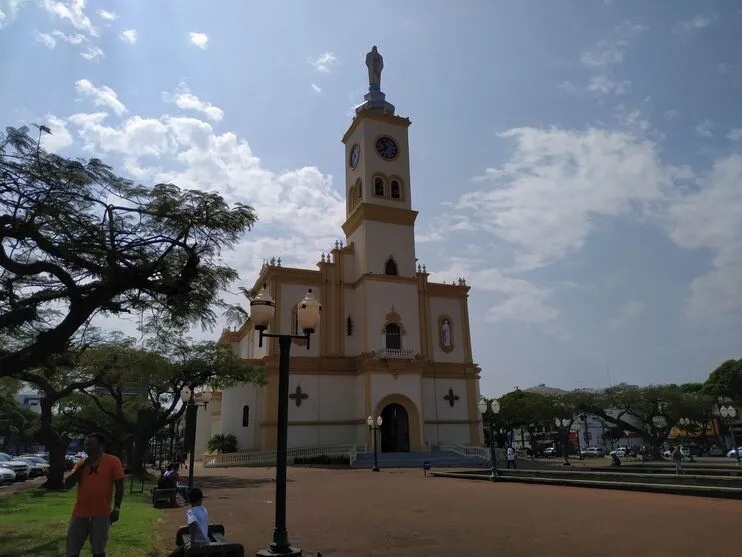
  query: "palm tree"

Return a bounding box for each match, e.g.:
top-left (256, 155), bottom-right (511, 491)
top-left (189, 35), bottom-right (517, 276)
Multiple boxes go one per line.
top-left (207, 433), bottom-right (238, 454)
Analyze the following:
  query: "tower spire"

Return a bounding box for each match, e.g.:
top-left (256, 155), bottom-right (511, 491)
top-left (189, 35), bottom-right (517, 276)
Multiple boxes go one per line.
top-left (355, 45), bottom-right (395, 116)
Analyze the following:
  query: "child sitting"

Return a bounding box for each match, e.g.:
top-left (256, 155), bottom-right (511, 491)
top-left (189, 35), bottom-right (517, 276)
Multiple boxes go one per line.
top-left (169, 487), bottom-right (209, 556)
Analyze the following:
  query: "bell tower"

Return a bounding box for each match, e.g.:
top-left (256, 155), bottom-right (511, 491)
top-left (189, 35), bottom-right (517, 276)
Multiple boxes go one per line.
top-left (342, 46), bottom-right (418, 281)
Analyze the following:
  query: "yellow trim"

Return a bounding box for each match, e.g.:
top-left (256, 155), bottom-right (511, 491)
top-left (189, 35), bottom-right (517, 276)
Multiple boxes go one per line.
top-left (465, 376), bottom-right (482, 445)
top-left (416, 271), bottom-right (432, 359)
top-left (341, 202), bottom-right (418, 237)
top-left (428, 282), bottom-right (469, 299)
top-left (260, 419), bottom-right (366, 427)
top-left (374, 393), bottom-right (423, 451)
top-left (459, 290), bottom-right (474, 363)
top-left (438, 314), bottom-right (455, 354)
top-left (341, 111), bottom-right (411, 145)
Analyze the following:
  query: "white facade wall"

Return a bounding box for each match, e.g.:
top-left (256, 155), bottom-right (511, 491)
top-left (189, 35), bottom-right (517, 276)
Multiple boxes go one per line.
top-left (193, 405), bottom-right (212, 460)
top-left (428, 296), bottom-right (467, 363)
top-left (422, 377), bottom-right (471, 447)
top-left (365, 281), bottom-right (420, 353)
top-left (220, 383), bottom-right (263, 452)
top-left (343, 287), bottom-right (363, 356)
top-left (358, 221), bottom-right (417, 277)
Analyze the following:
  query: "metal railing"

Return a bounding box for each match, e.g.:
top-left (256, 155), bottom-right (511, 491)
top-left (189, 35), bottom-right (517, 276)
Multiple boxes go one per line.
top-left (374, 348), bottom-right (416, 359)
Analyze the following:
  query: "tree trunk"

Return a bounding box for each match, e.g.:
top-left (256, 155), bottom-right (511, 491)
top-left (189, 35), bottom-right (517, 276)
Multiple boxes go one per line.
top-left (131, 433), bottom-right (151, 475)
top-left (37, 398), bottom-right (70, 490)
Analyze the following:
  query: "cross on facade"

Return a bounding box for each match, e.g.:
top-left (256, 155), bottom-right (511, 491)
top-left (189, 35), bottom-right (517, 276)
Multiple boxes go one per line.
top-left (444, 388), bottom-right (460, 408)
top-left (289, 385), bottom-right (309, 407)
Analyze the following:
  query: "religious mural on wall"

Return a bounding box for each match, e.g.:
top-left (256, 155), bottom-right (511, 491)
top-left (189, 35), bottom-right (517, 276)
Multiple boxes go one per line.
top-left (438, 315), bottom-right (454, 353)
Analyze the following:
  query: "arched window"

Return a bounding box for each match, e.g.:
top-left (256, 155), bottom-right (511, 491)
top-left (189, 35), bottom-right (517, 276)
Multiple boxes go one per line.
top-left (385, 323), bottom-right (402, 350)
top-left (385, 258), bottom-right (398, 276)
top-left (242, 405), bottom-right (250, 427)
top-left (374, 176), bottom-right (385, 196)
top-left (391, 179), bottom-right (400, 199)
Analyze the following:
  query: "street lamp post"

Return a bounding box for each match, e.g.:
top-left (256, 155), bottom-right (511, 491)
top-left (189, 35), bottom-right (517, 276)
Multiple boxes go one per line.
top-left (367, 416), bottom-right (383, 472)
top-left (478, 398), bottom-right (500, 480)
top-left (718, 400), bottom-right (741, 467)
top-left (179, 386), bottom-right (212, 488)
top-left (251, 285), bottom-right (322, 557)
top-left (554, 418), bottom-right (571, 466)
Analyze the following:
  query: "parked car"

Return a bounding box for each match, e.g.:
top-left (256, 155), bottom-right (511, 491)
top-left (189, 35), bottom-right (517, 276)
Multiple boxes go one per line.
top-left (0, 453), bottom-right (30, 481)
top-left (18, 457), bottom-right (49, 478)
top-left (663, 447), bottom-right (691, 459)
top-left (706, 446), bottom-right (725, 456)
top-left (0, 466), bottom-right (16, 485)
top-left (543, 447), bottom-right (557, 457)
top-left (581, 447), bottom-right (606, 457)
top-left (609, 447), bottom-right (630, 458)
top-left (726, 447), bottom-right (742, 458)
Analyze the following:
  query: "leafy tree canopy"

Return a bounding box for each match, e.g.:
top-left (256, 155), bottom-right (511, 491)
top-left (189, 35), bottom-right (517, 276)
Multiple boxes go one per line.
top-left (703, 359), bottom-right (742, 403)
top-left (0, 125), bottom-right (257, 378)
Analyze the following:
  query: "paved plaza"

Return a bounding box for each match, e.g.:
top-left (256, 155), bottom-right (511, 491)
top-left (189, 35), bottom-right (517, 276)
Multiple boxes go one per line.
top-left (158, 465), bottom-right (742, 557)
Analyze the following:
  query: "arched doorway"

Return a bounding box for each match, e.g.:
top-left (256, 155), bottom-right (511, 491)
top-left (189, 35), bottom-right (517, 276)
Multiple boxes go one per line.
top-left (380, 403), bottom-right (410, 452)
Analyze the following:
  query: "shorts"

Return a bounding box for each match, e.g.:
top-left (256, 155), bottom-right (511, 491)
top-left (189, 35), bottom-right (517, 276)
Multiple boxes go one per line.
top-left (66, 516), bottom-right (111, 556)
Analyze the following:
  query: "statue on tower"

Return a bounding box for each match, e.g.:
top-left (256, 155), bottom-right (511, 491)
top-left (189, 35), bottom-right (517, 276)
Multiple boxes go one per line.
top-left (366, 46), bottom-right (384, 92)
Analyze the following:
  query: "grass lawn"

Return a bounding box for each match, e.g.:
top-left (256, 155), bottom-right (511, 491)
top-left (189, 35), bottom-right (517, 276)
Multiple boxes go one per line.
top-left (0, 482), bottom-right (164, 557)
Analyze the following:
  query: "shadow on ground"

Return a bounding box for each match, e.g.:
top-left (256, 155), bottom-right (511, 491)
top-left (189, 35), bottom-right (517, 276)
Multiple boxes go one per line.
top-left (194, 475), bottom-right (289, 490)
top-left (0, 531), bottom-right (65, 557)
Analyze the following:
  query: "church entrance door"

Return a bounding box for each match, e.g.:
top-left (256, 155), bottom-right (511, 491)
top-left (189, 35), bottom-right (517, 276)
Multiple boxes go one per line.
top-left (380, 403), bottom-right (410, 452)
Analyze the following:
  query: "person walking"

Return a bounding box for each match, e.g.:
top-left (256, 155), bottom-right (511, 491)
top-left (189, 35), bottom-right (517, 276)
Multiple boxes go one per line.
top-left (506, 446), bottom-right (517, 469)
top-left (64, 433), bottom-right (125, 557)
top-left (671, 445), bottom-right (685, 475)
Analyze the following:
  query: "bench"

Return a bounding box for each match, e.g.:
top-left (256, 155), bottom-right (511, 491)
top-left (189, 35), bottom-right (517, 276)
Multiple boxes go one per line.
top-left (152, 487), bottom-right (178, 508)
top-left (175, 524), bottom-right (244, 556)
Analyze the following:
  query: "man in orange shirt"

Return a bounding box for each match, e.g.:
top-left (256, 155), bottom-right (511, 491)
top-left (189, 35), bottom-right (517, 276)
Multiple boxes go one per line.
top-left (64, 433), bottom-right (125, 557)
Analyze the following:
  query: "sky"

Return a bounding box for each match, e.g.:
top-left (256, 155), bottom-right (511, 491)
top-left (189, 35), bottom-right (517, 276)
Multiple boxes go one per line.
top-left (1, 0), bottom-right (741, 397)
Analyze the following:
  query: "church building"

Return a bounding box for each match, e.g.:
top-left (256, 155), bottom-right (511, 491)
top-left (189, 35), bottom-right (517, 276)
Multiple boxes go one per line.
top-left (207, 47), bottom-right (483, 456)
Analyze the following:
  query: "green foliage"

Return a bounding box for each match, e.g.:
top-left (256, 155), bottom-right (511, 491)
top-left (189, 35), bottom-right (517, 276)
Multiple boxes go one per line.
top-left (0, 124), bottom-right (258, 378)
top-left (208, 433), bottom-right (238, 454)
top-left (703, 359), bottom-right (742, 402)
top-left (0, 487), bottom-right (161, 556)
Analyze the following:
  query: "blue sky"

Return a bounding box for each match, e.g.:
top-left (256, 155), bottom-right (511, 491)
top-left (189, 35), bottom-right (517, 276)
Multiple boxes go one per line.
top-left (1, 1), bottom-right (741, 397)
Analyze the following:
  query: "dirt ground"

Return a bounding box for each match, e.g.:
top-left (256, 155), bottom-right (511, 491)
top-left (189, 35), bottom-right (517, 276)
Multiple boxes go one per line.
top-left (157, 465), bottom-right (742, 557)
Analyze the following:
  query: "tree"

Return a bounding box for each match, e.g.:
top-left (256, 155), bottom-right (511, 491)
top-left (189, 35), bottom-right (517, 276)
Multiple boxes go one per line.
top-left (0, 124), bottom-right (257, 378)
top-left (703, 359), bottom-right (742, 403)
top-left (208, 433), bottom-right (238, 454)
top-left (576, 384), bottom-right (711, 457)
top-left (84, 336), bottom-right (264, 473)
top-left (0, 382), bottom-right (38, 453)
top-left (497, 390), bottom-right (556, 456)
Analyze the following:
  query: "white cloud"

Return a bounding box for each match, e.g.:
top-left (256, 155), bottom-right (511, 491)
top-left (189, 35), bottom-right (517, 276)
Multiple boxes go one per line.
top-left (36, 31), bottom-right (57, 48)
top-left (308, 52), bottom-right (337, 73)
top-left (97, 9), bottom-right (116, 20)
top-left (427, 262), bottom-right (559, 326)
top-left (81, 45), bottom-right (104, 60)
top-left (119, 29), bottom-right (137, 44)
top-left (0, 0), bottom-right (26, 29)
top-left (42, 0), bottom-right (97, 37)
top-left (311, 84), bottom-right (322, 93)
top-left (36, 29), bottom-right (89, 49)
top-left (189, 32), bottom-right (208, 48)
top-left (607, 300), bottom-right (644, 329)
top-left (695, 119), bottom-right (714, 138)
top-left (59, 108), bottom-right (346, 296)
top-left (728, 129), bottom-right (742, 142)
top-left (580, 20), bottom-right (648, 68)
top-left (41, 114), bottom-right (73, 151)
top-left (75, 79), bottom-right (127, 115)
top-left (460, 126), bottom-right (673, 271)
top-left (588, 75), bottom-right (630, 95)
top-left (676, 14), bottom-right (716, 34)
top-left (664, 109), bottom-right (680, 121)
top-left (162, 84), bottom-right (224, 122)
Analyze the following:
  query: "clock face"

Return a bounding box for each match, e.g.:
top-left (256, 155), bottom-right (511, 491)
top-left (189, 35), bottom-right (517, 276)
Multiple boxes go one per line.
top-left (349, 144), bottom-right (360, 169)
top-left (375, 136), bottom-right (399, 160)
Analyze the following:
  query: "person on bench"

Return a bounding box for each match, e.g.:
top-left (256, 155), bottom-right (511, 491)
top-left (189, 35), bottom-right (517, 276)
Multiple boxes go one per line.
top-left (169, 488), bottom-right (209, 556)
top-left (162, 465), bottom-right (188, 502)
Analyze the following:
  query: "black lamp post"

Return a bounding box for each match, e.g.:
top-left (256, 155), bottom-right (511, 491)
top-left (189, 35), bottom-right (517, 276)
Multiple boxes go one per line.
top-left (478, 397), bottom-right (500, 480)
top-left (251, 285), bottom-right (322, 557)
top-left (718, 399), bottom-right (741, 467)
top-left (367, 415), bottom-right (383, 472)
top-left (180, 386), bottom-right (212, 488)
top-left (554, 418), bottom-right (571, 466)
